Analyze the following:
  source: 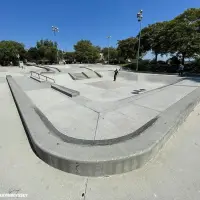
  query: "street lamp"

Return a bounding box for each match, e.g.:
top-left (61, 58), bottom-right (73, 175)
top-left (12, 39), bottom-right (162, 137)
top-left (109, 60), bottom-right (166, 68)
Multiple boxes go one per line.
top-left (52, 26), bottom-right (59, 64)
top-left (107, 36), bottom-right (111, 64)
top-left (52, 26), bottom-right (59, 36)
top-left (136, 10), bottom-right (143, 71)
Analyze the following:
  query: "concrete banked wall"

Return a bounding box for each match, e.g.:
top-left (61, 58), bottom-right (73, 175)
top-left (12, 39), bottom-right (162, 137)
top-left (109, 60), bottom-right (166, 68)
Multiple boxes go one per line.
top-left (6, 75), bottom-right (200, 177)
top-left (101, 71), bottom-right (182, 84)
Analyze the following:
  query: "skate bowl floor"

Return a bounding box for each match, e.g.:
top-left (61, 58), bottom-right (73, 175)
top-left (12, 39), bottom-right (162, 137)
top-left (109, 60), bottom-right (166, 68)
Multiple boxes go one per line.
top-left (6, 65), bottom-right (200, 176)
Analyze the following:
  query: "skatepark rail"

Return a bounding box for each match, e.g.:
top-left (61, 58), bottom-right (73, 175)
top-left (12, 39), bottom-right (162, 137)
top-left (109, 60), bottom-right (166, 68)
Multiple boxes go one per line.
top-left (30, 71), bottom-right (55, 83)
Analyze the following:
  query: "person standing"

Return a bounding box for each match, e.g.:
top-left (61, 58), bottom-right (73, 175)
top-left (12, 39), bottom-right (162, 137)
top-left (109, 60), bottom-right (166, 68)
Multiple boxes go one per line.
top-left (179, 64), bottom-right (184, 76)
top-left (113, 69), bottom-right (119, 81)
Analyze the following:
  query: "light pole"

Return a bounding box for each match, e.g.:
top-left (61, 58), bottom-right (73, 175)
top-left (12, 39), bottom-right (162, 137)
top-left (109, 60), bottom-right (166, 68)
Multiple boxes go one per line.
top-left (52, 26), bottom-right (59, 64)
top-left (16, 54), bottom-right (20, 67)
top-left (136, 10), bottom-right (143, 71)
top-left (107, 36), bottom-right (111, 64)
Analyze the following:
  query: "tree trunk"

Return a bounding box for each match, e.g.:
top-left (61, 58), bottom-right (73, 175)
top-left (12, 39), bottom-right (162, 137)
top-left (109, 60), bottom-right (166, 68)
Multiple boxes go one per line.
top-left (182, 53), bottom-right (186, 65)
top-left (154, 52), bottom-right (158, 62)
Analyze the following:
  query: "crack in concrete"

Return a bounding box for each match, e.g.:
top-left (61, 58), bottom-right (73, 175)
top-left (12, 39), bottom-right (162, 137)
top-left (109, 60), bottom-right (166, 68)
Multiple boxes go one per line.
top-left (83, 178), bottom-right (89, 200)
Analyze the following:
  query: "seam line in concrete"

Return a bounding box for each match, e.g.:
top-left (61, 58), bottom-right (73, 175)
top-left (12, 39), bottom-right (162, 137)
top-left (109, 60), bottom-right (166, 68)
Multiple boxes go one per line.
top-left (93, 113), bottom-right (100, 141)
top-left (131, 102), bottom-right (160, 113)
top-left (174, 85), bottom-right (199, 88)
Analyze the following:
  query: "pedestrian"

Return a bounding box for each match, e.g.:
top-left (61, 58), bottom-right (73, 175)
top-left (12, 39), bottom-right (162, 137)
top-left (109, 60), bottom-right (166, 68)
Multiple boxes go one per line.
top-left (179, 63), bottom-right (184, 76)
top-left (113, 69), bottom-right (119, 81)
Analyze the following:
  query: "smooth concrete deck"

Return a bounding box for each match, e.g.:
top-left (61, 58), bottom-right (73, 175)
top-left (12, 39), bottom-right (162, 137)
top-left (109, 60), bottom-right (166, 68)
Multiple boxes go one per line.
top-left (25, 86), bottom-right (160, 140)
top-left (15, 74), bottom-right (197, 141)
top-left (6, 65), bottom-right (200, 177)
top-left (1, 73), bottom-right (200, 198)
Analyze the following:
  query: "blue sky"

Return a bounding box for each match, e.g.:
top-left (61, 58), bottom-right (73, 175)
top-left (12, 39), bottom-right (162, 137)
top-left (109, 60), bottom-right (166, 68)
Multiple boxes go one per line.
top-left (0, 0), bottom-right (199, 52)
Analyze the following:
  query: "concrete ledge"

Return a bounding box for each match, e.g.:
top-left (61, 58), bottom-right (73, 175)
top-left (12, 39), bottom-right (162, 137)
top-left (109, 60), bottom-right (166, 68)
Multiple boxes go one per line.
top-left (68, 72), bottom-right (89, 80)
top-left (45, 66), bottom-right (61, 72)
top-left (6, 75), bottom-right (200, 177)
top-left (68, 73), bottom-right (76, 80)
top-left (40, 71), bottom-right (55, 75)
top-left (30, 76), bottom-right (45, 82)
top-left (51, 84), bottom-right (80, 97)
top-left (94, 71), bottom-right (102, 78)
top-left (35, 65), bottom-right (50, 72)
top-left (79, 66), bottom-right (102, 78)
top-left (82, 72), bottom-right (90, 79)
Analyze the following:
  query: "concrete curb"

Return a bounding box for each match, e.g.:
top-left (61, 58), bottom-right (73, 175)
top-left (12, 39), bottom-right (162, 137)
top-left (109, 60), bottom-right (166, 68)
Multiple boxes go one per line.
top-left (68, 73), bottom-right (76, 80)
top-left (51, 84), bottom-right (80, 97)
top-left (7, 75), bottom-right (200, 177)
top-left (30, 76), bottom-right (45, 83)
top-left (94, 71), bottom-right (102, 78)
top-left (82, 72), bottom-right (90, 79)
top-left (45, 66), bottom-right (61, 72)
top-left (79, 66), bottom-right (102, 78)
top-left (35, 65), bottom-right (50, 72)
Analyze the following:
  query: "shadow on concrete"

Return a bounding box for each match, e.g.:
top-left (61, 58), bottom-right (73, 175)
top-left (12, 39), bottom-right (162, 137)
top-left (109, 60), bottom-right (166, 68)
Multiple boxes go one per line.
top-left (131, 89), bottom-right (146, 95)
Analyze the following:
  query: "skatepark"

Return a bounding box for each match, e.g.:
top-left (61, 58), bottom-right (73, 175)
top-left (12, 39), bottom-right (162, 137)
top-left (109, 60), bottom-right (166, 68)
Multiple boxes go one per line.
top-left (1, 64), bottom-right (200, 199)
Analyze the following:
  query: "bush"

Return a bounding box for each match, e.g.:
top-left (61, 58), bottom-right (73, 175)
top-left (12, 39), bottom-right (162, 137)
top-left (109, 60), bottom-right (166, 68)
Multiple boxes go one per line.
top-left (122, 60), bottom-right (150, 71)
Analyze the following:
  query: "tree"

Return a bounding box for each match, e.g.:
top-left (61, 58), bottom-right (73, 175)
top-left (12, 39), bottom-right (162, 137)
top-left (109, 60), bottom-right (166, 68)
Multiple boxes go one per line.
top-left (140, 22), bottom-right (169, 61)
top-left (33, 39), bottom-right (58, 64)
top-left (27, 47), bottom-right (40, 61)
top-left (74, 40), bottom-right (100, 63)
top-left (63, 52), bottom-right (76, 63)
top-left (0, 40), bottom-right (26, 66)
top-left (117, 37), bottom-right (138, 60)
top-left (102, 47), bottom-right (118, 63)
top-left (166, 8), bottom-right (200, 64)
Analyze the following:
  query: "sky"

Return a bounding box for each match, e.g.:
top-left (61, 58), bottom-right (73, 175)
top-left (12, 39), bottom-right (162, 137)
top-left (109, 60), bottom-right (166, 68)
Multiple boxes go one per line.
top-left (0, 0), bottom-right (199, 54)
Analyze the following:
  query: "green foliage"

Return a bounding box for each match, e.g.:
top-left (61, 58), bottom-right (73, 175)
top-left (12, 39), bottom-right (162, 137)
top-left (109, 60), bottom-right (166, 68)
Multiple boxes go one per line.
top-left (138, 8), bottom-right (200, 64)
top-left (122, 60), bottom-right (151, 71)
top-left (27, 39), bottom-right (58, 64)
top-left (27, 47), bottom-right (40, 61)
top-left (36, 39), bottom-right (58, 63)
top-left (140, 22), bottom-right (169, 61)
top-left (117, 37), bottom-right (138, 60)
top-left (166, 8), bottom-right (200, 63)
top-left (0, 40), bottom-right (26, 66)
top-left (74, 40), bottom-right (100, 63)
top-left (64, 52), bottom-right (76, 63)
top-left (102, 47), bottom-right (118, 63)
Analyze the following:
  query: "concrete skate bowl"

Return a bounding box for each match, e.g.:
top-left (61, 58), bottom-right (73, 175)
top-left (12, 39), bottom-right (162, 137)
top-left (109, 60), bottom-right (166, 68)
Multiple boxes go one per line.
top-left (98, 70), bottom-right (181, 83)
top-left (79, 72), bottom-right (184, 102)
top-left (6, 74), bottom-right (200, 177)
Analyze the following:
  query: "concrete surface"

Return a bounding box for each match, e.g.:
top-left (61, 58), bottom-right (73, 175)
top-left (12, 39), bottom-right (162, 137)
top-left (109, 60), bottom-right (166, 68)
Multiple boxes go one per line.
top-left (85, 103), bottom-right (200, 200)
top-left (133, 84), bottom-right (197, 111)
top-left (0, 79), bottom-right (86, 200)
top-left (15, 73), bottom-right (195, 142)
top-left (1, 65), bottom-right (200, 197)
top-left (1, 71), bottom-right (200, 198)
top-left (7, 72), bottom-right (200, 176)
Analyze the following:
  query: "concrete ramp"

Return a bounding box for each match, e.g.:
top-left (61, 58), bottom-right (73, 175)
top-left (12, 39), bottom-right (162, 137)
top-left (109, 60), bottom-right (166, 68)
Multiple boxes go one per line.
top-left (68, 72), bottom-right (88, 80)
top-left (100, 71), bottom-right (183, 84)
top-left (83, 71), bottom-right (99, 78)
